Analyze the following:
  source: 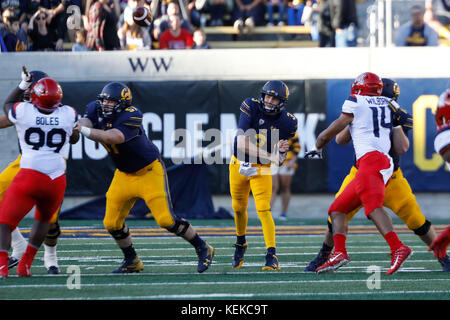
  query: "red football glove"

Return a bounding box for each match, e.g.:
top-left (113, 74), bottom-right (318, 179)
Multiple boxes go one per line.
top-left (429, 227), bottom-right (450, 259)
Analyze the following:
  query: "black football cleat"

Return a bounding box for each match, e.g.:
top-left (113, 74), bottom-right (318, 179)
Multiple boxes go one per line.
top-left (47, 266), bottom-right (61, 274)
top-left (438, 255), bottom-right (450, 272)
top-left (8, 257), bottom-right (19, 270)
top-left (196, 242), bottom-right (215, 273)
top-left (232, 243), bottom-right (248, 269)
top-left (304, 249), bottom-right (332, 272)
top-left (111, 256), bottom-right (144, 274)
top-left (262, 252), bottom-right (281, 271)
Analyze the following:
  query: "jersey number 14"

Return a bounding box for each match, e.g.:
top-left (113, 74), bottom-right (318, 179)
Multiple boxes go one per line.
top-left (370, 106), bottom-right (392, 138)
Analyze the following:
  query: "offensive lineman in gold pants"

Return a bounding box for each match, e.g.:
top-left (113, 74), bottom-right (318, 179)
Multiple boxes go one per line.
top-left (304, 78), bottom-right (450, 272)
top-left (230, 81), bottom-right (298, 270)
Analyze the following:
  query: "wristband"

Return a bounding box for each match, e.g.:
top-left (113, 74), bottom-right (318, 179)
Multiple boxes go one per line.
top-left (18, 81), bottom-right (31, 91)
top-left (80, 126), bottom-right (91, 138)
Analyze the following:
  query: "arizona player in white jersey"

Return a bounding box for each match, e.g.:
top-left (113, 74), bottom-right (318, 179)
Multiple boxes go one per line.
top-left (434, 89), bottom-right (450, 170)
top-left (428, 89), bottom-right (450, 261)
top-left (306, 72), bottom-right (412, 275)
top-left (0, 77), bottom-right (79, 278)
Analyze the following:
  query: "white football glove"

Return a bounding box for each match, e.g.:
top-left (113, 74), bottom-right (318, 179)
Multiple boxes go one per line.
top-left (239, 162), bottom-right (258, 177)
top-left (18, 67), bottom-right (33, 91)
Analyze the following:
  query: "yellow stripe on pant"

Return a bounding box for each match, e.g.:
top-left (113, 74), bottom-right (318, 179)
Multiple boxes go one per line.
top-left (229, 156), bottom-right (275, 248)
top-left (104, 159), bottom-right (176, 231)
top-left (328, 166), bottom-right (426, 231)
top-left (0, 155), bottom-right (59, 223)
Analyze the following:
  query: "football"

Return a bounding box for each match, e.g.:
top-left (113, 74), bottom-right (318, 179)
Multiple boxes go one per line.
top-left (132, 6), bottom-right (152, 27)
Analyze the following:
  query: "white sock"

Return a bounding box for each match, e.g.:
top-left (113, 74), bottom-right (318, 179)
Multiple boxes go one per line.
top-left (11, 228), bottom-right (27, 259)
top-left (44, 244), bottom-right (59, 269)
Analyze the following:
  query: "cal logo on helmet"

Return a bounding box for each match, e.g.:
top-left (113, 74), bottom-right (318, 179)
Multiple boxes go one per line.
top-left (121, 87), bottom-right (132, 102)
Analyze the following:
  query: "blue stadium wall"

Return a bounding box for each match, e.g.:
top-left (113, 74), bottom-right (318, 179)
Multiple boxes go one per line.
top-left (60, 78), bottom-right (450, 195)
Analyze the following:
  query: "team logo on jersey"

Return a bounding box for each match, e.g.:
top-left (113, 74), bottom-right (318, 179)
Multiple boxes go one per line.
top-left (259, 119), bottom-right (265, 125)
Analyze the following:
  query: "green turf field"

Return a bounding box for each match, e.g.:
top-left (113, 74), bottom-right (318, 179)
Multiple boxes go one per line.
top-left (1, 218), bottom-right (449, 301)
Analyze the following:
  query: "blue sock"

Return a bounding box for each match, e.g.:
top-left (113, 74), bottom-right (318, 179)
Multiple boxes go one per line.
top-left (236, 235), bottom-right (246, 245)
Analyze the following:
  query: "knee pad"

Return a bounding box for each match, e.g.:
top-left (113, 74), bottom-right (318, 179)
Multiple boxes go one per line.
top-left (46, 221), bottom-right (61, 240)
top-left (413, 220), bottom-right (431, 236)
top-left (166, 218), bottom-right (190, 237)
top-left (108, 225), bottom-right (130, 240)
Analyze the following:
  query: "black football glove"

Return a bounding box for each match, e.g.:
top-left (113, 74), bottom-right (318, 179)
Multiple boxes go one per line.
top-left (392, 107), bottom-right (413, 133)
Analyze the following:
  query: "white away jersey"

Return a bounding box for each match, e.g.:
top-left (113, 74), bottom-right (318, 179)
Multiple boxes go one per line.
top-left (434, 126), bottom-right (450, 170)
top-left (342, 95), bottom-right (394, 161)
top-left (8, 102), bottom-right (77, 179)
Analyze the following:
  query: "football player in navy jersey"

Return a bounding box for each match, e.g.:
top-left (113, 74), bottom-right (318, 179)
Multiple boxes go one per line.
top-left (229, 80), bottom-right (298, 271)
top-left (75, 82), bottom-right (214, 274)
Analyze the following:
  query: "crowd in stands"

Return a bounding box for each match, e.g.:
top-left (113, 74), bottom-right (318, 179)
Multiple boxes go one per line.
top-left (0, 0), bottom-right (447, 51)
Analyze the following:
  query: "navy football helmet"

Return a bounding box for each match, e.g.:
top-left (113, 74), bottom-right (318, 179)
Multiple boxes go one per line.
top-left (259, 80), bottom-right (289, 115)
top-left (23, 70), bottom-right (49, 101)
top-left (97, 82), bottom-right (132, 118)
top-left (381, 78), bottom-right (400, 101)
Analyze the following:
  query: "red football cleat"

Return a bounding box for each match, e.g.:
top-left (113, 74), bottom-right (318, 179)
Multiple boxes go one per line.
top-left (0, 254), bottom-right (8, 278)
top-left (316, 251), bottom-right (350, 274)
top-left (17, 260), bottom-right (32, 277)
top-left (386, 245), bottom-right (412, 275)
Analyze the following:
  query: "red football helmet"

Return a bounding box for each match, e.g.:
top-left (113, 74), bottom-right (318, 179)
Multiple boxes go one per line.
top-left (351, 72), bottom-right (383, 96)
top-left (30, 77), bottom-right (63, 111)
top-left (435, 89), bottom-right (450, 129)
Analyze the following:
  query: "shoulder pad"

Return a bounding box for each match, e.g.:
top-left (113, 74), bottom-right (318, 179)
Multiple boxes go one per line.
top-left (347, 95), bottom-right (357, 103)
top-left (124, 106), bottom-right (139, 113)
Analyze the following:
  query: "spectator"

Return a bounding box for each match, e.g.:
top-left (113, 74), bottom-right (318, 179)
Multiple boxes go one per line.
top-left (301, 0), bottom-right (319, 41)
top-left (394, 5), bottom-right (439, 47)
top-left (1, 0), bottom-right (22, 19)
top-left (187, 0), bottom-right (202, 27)
top-left (192, 27), bottom-right (210, 48)
top-left (159, 14), bottom-right (193, 49)
top-left (205, 0), bottom-right (228, 26)
top-left (329, 0), bottom-right (358, 47)
top-left (86, 0), bottom-right (121, 51)
top-left (47, 0), bottom-right (86, 43)
top-left (232, 0), bottom-right (265, 33)
top-left (267, 0), bottom-right (286, 26)
top-left (72, 28), bottom-right (88, 50)
top-left (28, 9), bottom-right (61, 51)
top-left (2, 14), bottom-right (28, 51)
top-left (118, 11), bottom-right (151, 49)
top-left (424, 0), bottom-right (450, 41)
top-left (317, 0), bottom-right (334, 46)
top-left (37, 1), bottom-right (71, 49)
top-left (153, 0), bottom-right (192, 40)
top-left (286, 0), bottom-right (303, 26)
